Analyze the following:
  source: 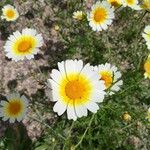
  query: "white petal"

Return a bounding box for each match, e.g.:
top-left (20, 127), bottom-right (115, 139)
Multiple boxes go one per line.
top-left (53, 101), bottom-right (67, 116)
top-left (21, 95), bottom-right (29, 106)
top-left (91, 90), bottom-right (106, 103)
top-left (85, 102), bottom-right (99, 113)
top-left (67, 105), bottom-right (77, 121)
top-left (9, 118), bottom-right (15, 123)
top-left (50, 69), bottom-right (62, 84)
top-left (58, 61), bottom-right (66, 77)
top-left (0, 101), bottom-right (8, 106)
top-left (51, 90), bottom-right (61, 102)
top-left (115, 71), bottom-right (121, 79)
top-left (75, 103), bottom-right (88, 118)
top-left (80, 64), bottom-right (99, 81)
top-left (65, 60), bottom-right (78, 79)
top-left (17, 115), bottom-right (23, 122)
top-left (75, 60), bottom-right (83, 73)
top-left (111, 84), bottom-right (120, 91)
top-left (2, 116), bottom-right (9, 122)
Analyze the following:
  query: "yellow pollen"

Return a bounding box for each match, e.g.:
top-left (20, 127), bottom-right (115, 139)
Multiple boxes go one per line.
top-left (94, 8), bottom-right (107, 23)
top-left (144, 60), bottom-right (150, 75)
top-left (100, 71), bottom-right (113, 88)
top-left (7, 100), bottom-right (22, 116)
top-left (6, 9), bottom-right (15, 19)
top-left (65, 80), bottom-right (85, 99)
top-left (142, 0), bottom-right (150, 10)
top-left (18, 40), bottom-right (31, 52)
top-left (148, 32), bottom-right (150, 39)
top-left (126, 0), bottom-right (134, 5)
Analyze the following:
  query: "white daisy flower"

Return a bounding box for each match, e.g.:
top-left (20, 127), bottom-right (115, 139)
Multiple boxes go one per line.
top-left (144, 54), bottom-right (150, 79)
top-left (48, 59), bottom-right (106, 121)
top-left (142, 25), bottom-right (150, 50)
top-left (121, 0), bottom-right (141, 10)
top-left (94, 63), bottom-right (123, 95)
top-left (140, 0), bottom-right (150, 11)
top-left (107, 0), bottom-right (122, 8)
top-left (4, 28), bottom-right (44, 61)
top-left (1, 4), bottom-right (19, 21)
top-left (73, 11), bottom-right (84, 20)
top-left (0, 93), bottom-right (28, 123)
top-left (88, 1), bottom-right (115, 32)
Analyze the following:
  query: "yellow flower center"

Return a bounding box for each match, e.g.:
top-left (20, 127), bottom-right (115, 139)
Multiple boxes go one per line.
top-left (148, 32), bottom-right (150, 39)
top-left (65, 80), bottom-right (85, 99)
top-left (144, 60), bottom-right (150, 75)
top-left (144, 1), bottom-right (150, 10)
top-left (126, 0), bottom-right (134, 5)
top-left (60, 74), bottom-right (92, 106)
top-left (7, 100), bottom-right (22, 116)
top-left (100, 71), bottom-right (113, 88)
top-left (142, 0), bottom-right (150, 10)
top-left (94, 7), bottom-right (107, 23)
top-left (6, 9), bottom-right (15, 19)
top-left (13, 36), bottom-right (36, 55)
top-left (18, 41), bottom-right (32, 52)
top-left (76, 14), bottom-right (83, 20)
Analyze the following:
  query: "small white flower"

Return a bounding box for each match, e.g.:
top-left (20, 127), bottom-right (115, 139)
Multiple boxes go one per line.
top-left (88, 1), bottom-right (115, 32)
top-left (142, 25), bottom-right (150, 50)
top-left (48, 59), bottom-right (106, 121)
top-left (144, 54), bottom-right (150, 79)
top-left (0, 93), bottom-right (28, 123)
top-left (121, 0), bottom-right (141, 10)
top-left (4, 28), bottom-right (44, 61)
top-left (1, 5), bottom-right (19, 21)
top-left (73, 11), bottom-right (84, 20)
top-left (140, 0), bottom-right (150, 11)
top-left (94, 63), bottom-right (123, 95)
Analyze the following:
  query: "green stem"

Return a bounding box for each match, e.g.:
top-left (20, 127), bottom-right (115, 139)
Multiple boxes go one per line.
top-left (62, 121), bottom-right (75, 150)
top-left (74, 114), bottom-right (95, 149)
top-left (117, 78), bottom-right (144, 96)
top-left (136, 11), bottom-right (147, 23)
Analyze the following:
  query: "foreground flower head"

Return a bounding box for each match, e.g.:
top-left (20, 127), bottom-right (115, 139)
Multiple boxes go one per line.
top-left (107, 0), bottom-right (122, 7)
top-left (48, 60), bottom-right (106, 120)
top-left (140, 0), bottom-right (150, 11)
top-left (73, 11), bottom-right (84, 20)
top-left (0, 93), bottom-right (28, 123)
top-left (144, 54), bottom-right (150, 79)
top-left (121, 0), bottom-right (141, 10)
top-left (88, 1), bottom-right (115, 32)
top-left (146, 108), bottom-right (150, 122)
top-left (142, 25), bottom-right (150, 50)
top-left (4, 28), bottom-right (44, 61)
top-left (1, 5), bottom-right (19, 21)
top-left (94, 63), bottom-right (123, 95)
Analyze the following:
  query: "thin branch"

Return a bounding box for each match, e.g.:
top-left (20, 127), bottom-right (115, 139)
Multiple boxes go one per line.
top-left (74, 114), bottom-right (95, 149)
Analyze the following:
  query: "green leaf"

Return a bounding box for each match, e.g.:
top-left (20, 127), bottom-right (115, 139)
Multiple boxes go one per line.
top-left (34, 145), bottom-right (49, 150)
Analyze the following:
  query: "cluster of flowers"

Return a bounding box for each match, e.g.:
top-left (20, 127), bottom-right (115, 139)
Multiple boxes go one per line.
top-left (73, 0), bottom-right (150, 31)
top-left (0, 0), bottom-right (150, 123)
top-left (73, 0), bottom-right (150, 78)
